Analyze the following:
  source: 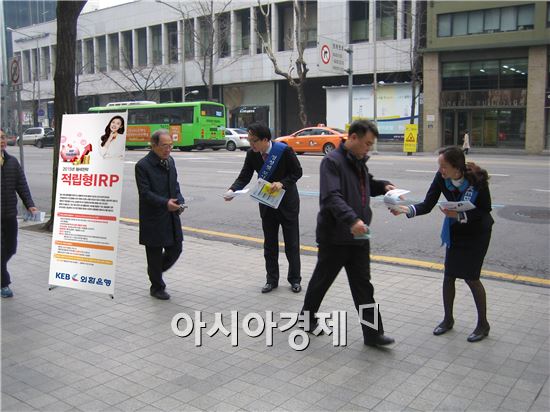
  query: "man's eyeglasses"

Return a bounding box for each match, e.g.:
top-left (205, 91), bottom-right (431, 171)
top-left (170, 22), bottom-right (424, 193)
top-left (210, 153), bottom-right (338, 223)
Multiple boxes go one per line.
top-left (247, 137), bottom-right (260, 144)
top-left (158, 143), bottom-right (173, 149)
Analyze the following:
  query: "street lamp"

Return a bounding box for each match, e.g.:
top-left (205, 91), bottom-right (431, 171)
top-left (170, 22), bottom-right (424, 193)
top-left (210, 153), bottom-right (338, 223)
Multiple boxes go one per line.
top-left (185, 89), bottom-right (199, 98)
top-left (7, 27), bottom-right (49, 127)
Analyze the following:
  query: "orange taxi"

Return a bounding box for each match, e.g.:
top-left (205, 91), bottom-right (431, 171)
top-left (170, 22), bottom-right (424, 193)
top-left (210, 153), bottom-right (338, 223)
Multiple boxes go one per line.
top-left (275, 125), bottom-right (347, 155)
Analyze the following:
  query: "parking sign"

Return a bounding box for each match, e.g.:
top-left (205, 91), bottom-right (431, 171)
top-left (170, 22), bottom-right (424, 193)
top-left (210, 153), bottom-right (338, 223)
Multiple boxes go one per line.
top-left (318, 36), bottom-right (345, 74)
top-left (9, 56), bottom-right (23, 91)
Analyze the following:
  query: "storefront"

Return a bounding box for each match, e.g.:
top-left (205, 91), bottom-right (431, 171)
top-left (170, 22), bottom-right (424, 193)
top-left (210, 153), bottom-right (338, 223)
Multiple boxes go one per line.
top-left (440, 58), bottom-right (528, 149)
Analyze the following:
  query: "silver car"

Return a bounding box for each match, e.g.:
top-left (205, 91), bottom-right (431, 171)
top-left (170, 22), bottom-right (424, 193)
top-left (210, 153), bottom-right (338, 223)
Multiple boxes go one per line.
top-left (20, 127), bottom-right (54, 145)
top-left (224, 128), bottom-right (250, 151)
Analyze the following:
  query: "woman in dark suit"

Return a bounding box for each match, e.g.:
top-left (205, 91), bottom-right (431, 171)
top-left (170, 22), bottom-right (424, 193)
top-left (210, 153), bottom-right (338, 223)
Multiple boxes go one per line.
top-left (392, 147), bottom-right (493, 342)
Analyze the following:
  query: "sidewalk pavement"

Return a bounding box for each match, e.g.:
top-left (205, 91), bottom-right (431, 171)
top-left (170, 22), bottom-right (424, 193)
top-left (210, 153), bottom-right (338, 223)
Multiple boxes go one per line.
top-left (2, 220), bottom-right (549, 412)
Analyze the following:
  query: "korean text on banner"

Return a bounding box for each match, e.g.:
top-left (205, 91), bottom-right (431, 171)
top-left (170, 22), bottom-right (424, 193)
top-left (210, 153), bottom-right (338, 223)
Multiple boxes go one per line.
top-left (48, 113), bottom-right (128, 295)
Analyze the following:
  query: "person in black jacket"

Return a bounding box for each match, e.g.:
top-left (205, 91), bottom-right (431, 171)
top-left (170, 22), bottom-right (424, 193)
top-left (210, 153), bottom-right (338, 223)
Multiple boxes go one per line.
top-left (392, 146), bottom-right (493, 342)
top-left (301, 120), bottom-right (396, 347)
top-left (1, 131), bottom-right (37, 298)
top-left (224, 122), bottom-right (303, 294)
top-left (135, 129), bottom-right (185, 300)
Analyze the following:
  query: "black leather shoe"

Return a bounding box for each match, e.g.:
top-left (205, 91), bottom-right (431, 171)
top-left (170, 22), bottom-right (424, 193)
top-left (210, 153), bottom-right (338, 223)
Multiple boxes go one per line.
top-left (467, 326), bottom-right (490, 342)
top-left (364, 334), bottom-right (395, 347)
top-left (261, 283), bottom-right (277, 293)
top-left (433, 320), bottom-right (454, 336)
top-left (150, 289), bottom-right (170, 300)
top-left (291, 283), bottom-right (301, 293)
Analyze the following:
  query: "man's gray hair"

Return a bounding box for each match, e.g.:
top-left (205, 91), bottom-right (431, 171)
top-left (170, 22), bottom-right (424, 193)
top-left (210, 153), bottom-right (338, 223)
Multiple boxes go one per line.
top-left (151, 129), bottom-right (170, 145)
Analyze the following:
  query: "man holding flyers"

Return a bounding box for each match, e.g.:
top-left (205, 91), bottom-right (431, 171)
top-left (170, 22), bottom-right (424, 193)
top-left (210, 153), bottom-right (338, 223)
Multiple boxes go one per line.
top-left (224, 122), bottom-right (303, 294)
top-left (135, 129), bottom-right (185, 300)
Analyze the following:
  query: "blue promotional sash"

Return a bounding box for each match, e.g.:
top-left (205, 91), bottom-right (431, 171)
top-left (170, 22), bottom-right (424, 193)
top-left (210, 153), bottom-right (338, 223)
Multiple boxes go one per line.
top-left (258, 141), bottom-right (286, 181)
top-left (440, 179), bottom-right (479, 248)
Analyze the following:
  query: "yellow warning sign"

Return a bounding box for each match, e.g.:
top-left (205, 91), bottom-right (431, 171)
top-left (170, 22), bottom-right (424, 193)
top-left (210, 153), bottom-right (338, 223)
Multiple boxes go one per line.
top-left (403, 124), bottom-right (418, 153)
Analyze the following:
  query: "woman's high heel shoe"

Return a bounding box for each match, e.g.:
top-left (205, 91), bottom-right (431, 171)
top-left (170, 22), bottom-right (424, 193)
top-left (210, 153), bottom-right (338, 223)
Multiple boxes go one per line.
top-left (433, 320), bottom-right (454, 336)
top-left (467, 325), bottom-right (490, 342)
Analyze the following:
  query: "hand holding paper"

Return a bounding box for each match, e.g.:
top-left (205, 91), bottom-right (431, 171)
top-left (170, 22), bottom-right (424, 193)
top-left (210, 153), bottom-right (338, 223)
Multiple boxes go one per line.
top-left (384, 189), bottom-right (414, 211)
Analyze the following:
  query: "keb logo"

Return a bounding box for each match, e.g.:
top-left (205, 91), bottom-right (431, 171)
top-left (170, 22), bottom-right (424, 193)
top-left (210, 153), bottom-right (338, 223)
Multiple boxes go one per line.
top-left (358, 304), bottom-right (379, 331)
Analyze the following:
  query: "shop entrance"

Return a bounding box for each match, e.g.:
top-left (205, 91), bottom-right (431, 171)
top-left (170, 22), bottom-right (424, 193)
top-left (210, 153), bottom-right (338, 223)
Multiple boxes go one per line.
top-left (230, 106), bottom-right (270, 128)
top-left (442, 110), bottom-right (468, 147)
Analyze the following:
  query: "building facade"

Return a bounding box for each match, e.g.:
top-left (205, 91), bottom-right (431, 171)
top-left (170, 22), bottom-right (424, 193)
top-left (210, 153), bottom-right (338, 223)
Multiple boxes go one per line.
top-left (422, 1), bottom-right (549, 154)
top-left (8, 0), bottom-right (418, 138)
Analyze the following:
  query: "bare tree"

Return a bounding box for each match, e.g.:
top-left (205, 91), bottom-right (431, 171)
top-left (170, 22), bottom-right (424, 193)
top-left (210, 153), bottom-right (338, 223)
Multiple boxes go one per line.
top-left (100, 50), bottom-right (175, 100)
top-left (45, 0), bottom-right (87, 231)
top-left (157, 0), bottom-right (236, 101)
top-left (257, 0), bottom-right (310, 127)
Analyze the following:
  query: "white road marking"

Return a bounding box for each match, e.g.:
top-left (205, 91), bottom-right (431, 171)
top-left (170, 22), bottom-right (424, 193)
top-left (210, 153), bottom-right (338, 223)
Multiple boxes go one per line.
top-left (405, 169), bottom-right (434, 173)
top-left (216, 170), bottom-right (240, 174)
top-left (489, 173), bottom-right (509, 177)
top-left (124, 161), bottom-right (137, 164)
top-left (533, 189), bottom-right (550, 192)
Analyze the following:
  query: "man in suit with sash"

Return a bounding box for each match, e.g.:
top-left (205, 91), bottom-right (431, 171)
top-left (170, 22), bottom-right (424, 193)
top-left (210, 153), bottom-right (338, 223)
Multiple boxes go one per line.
top-left (225, 122), bottom-right (303, 294)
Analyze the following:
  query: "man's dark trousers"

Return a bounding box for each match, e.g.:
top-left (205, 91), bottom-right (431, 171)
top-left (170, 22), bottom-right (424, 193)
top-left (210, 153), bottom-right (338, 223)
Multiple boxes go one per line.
top-left (1, 217), bottom-right (18, 288)
top-left (262, 209), bottom-right (301, 286)
top-left (302, 241), bottom-right (383, 340)
top-left (145, 242), bottom-right (182, 292)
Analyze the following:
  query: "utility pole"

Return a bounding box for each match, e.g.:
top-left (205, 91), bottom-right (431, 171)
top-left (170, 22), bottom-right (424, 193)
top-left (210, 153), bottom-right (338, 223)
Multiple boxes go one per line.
top-left (345, 45), bottom-right (353, 126)
top-left (372, 0), bottom-right (378, 154)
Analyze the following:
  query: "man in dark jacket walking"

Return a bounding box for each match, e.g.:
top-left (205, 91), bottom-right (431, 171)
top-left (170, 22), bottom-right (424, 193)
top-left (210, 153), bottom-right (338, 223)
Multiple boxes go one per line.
top-left (1, 131), bottom-right (37, 298)
top-left (135, 129), bottom-right (185, 300)
top-left (301, 120), bottom-right (395, 347)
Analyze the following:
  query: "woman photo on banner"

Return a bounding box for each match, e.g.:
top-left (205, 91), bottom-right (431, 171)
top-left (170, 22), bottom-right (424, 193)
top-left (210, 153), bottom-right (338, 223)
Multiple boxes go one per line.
top-left (99, 115), bottom-right (126, 160)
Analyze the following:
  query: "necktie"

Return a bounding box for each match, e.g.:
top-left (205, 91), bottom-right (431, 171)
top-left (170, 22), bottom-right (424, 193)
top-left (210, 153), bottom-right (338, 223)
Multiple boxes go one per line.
top-left (160, 159), bottom-right (169, 170)
top-left (262, 152), bottom-right (268, 162)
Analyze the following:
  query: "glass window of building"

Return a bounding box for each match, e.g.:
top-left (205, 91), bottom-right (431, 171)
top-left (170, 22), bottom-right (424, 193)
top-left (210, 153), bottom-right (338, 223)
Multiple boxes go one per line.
top-left (300, 1), bottom-right (317, 49)
top-left (438, 13), bottom-right (451, 37)
top-left (235, 9), bottom-right (250, 55)
top-left (109, 34), bottom-right (120, 70)
top-left (452, 12), bottom-right (468, 36)
top-left (22, 50), bottom-right (31, 82)
top-left (470, 60), bottom-right (499, 89)
top-left (84, 39), bottom-right (94, 74)
top-left (218, 13), bottom-right (230, 58)
top-left (517, 5), bottom-right (534, 29)
top-left (41, 47), bottom-right (50, 79)
top-left (121, 31), bottom-right (133, 69)
top-left (76, 41), bottom-right (82, 73)
top-left (151, 25), bottom-right (162, 65)
top-left (500, 7), bottom-right (517, 32)
top-left (256, 5), bottom-right (269, 53)
top-left (468, 10), bottom-right (483, 34)
top-left (278, 2), bottom-right (294, 51)
top-left (97, 36), bottom-right (107, 72)
top-left (51, 45), bottom-right (56, 74)
top-left (442, 62), bottom-right (469, 90)
top-left (349, 1), bottom-right (369, 43)
top-left (166, 22), bottom-right (178, 64)
top-left (136, 28), bottom-right (147, 66)
top-left (483, 8), bottom-right (500, 33)
top-left (184, 19), bottom-right (194, 59)
top-left (403, 0), bottom-right (412, 39)
top-left (198, 16), bottom-right (212, 57)
top-left (500, 58), bottom-right (528, 88)
top-left (377, 1), bottom-right (397, 40)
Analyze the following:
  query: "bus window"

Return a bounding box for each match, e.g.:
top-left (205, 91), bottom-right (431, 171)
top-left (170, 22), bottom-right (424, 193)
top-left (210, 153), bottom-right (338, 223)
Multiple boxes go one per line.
top-left (129, 109), bottom-right (150, 124)
top-left (200, 104), bottom-right (224, 118)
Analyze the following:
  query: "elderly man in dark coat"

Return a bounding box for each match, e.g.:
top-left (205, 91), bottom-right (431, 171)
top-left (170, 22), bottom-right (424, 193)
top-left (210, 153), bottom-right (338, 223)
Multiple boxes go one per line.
top-left (1, 131), bottom-right (37, 298)
top-left (135, 129), bottom-right (185, 300)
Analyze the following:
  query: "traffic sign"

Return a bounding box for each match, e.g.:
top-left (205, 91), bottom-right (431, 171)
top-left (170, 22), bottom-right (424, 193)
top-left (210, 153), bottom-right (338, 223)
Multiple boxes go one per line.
top-left (9, 56), bottom-right (22, 91)
top-left (38, 109), bottom-right (45, 117)
top-left (403, 124), bottom-right (418, 153)
top-left (318, 36), bottom-right (345, 74)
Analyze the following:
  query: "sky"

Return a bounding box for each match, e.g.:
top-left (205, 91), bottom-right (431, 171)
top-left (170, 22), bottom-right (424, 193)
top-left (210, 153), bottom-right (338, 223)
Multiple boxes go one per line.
top-left (82, 0), bottom-right (135, 14)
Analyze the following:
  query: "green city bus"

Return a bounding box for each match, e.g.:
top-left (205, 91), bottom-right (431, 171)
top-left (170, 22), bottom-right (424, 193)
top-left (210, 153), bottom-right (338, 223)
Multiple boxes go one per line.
top-left (88, 101), bottom-right (226, 150)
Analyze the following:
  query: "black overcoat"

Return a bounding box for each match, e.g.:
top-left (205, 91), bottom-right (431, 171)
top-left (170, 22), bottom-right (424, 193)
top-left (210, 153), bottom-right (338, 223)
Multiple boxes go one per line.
top-left (229, 145), bottom-right (302, 221)
top-left (135, 151), bottom-right (184, 247)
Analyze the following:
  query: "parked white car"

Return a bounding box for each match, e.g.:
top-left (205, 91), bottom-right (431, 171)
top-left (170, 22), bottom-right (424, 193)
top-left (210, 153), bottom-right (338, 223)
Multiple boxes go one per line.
top-left (224, 128), bottom-right (250, 151)
top-left (20, 127), bottom-right (54, 145)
